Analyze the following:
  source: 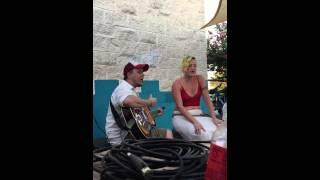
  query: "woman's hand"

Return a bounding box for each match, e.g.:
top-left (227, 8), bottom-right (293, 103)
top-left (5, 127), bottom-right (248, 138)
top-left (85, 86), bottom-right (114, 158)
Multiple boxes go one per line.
top-left (193, 120), bottom-right (206, 135)
top-left (211, 111), bottom-right (223, 127)
top-left (213, 118), bottom-right (224, 127)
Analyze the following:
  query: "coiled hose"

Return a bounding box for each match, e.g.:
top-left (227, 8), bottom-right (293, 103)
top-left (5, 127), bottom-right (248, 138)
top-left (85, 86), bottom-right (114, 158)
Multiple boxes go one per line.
top-left (94, 138), bottom-right (209, 180)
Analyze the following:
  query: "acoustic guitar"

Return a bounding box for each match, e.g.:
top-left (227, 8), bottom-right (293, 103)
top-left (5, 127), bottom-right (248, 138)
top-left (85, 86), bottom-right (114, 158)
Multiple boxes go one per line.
top-left (120, 106), bottom-right (163, 139)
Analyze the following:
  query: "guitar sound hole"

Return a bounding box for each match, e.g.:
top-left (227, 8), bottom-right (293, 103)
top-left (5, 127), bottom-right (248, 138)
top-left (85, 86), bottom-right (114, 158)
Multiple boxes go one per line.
top-left (124, 107), bottom-right (155, 138)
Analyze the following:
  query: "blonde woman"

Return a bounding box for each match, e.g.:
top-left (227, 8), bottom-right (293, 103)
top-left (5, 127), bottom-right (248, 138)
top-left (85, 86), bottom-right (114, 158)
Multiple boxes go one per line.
top-left (172, 56), bottom-right (223, 141)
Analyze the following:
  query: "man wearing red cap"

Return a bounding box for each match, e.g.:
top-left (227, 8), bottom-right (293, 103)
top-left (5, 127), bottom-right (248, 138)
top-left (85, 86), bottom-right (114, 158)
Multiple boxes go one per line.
top-left (105, 62), bottom-right (173, 145)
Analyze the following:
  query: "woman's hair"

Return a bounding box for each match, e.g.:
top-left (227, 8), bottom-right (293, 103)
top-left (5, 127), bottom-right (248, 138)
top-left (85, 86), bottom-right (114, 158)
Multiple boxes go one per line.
top-left (181, 56), bottom-right (195, 72)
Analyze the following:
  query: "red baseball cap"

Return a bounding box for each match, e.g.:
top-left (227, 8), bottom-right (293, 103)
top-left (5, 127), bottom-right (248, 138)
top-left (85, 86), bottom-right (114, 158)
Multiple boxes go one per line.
top-left (123, 62), bottom-right (149, 77)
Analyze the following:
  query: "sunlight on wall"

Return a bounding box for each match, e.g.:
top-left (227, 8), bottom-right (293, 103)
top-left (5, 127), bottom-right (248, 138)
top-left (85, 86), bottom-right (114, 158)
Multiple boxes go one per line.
top-left (204, 0), bottom-right (220, 24)
top-left (204, 0), bottom-right (220, 37)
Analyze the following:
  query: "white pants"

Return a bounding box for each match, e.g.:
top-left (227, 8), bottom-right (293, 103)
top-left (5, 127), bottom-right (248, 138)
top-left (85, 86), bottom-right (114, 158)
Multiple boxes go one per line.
top-left (172, 109), bottom-right (217, 141)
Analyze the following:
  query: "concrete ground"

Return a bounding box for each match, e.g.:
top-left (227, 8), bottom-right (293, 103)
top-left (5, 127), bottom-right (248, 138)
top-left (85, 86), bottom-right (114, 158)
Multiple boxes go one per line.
top-left (93, 171), bottom-right (100, 180)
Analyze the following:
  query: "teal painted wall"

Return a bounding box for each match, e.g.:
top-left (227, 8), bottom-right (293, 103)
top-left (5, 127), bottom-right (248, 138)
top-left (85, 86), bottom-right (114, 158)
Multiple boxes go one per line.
top-left (93, 80), bottom-right (208, 140)
top-left (93, 80), bottom-right (119, 140)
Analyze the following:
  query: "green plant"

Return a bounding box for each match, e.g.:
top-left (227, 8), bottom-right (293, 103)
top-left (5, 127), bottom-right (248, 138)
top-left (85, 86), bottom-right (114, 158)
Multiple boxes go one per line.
top-left (207, 21), bottom-right (227, 68)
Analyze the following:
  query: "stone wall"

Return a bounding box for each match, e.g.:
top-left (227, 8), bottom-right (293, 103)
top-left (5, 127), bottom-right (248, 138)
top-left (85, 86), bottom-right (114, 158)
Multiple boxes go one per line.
top-left (93, 0), bottom-right (207, 91)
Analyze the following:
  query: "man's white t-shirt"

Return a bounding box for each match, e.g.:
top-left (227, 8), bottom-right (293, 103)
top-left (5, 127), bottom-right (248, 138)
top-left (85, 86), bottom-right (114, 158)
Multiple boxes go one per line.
top-left (105, 80), bottom-right (138, 145)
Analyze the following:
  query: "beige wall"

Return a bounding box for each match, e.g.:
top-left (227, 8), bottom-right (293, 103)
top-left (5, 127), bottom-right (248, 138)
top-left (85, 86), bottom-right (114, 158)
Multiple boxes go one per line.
top-left (93, 0), bottom-right (207, 91)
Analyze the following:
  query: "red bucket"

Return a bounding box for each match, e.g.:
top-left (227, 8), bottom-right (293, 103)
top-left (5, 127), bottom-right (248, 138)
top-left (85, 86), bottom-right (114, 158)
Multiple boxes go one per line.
top-left (205, 143), bottom-right (227, 180)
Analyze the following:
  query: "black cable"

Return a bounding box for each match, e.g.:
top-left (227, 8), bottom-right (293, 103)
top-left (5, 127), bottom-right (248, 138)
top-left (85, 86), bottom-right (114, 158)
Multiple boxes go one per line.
top-left (93, 146), bottom-right (112, 161)
top-left (96, 138), bottom-right (209, 180)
